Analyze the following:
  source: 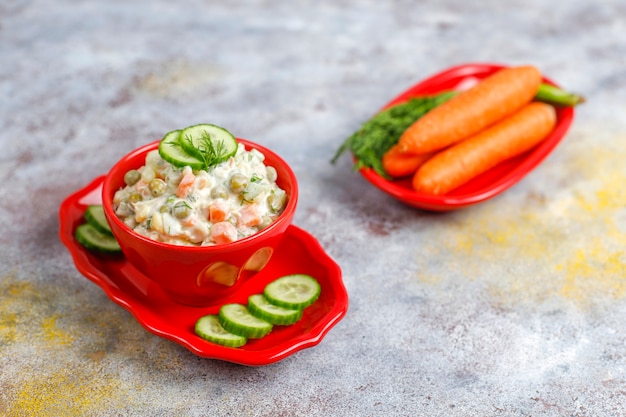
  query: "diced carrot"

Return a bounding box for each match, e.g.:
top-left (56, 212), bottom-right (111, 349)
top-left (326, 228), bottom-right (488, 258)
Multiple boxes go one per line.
top-left (210, 221), bottom-right (238, 245)
top-left (176, 170), bottom-right (196, 198)
top-left (209, 200), bottom-right (229, 223)
top-left (238, 204), bottom-right (261, 228)
top-left (181, 216), bottom-right (196, 228)
top-left (396, 65), bottom-right (543, 155)
top-left (412, 101), bottom-right (557, 195)
top-left (382, 144), bottom-right (433, 178)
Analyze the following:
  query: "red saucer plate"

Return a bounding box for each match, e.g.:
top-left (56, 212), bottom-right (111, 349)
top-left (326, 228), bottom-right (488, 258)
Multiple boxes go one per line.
top-left (59, 176), bottom-right (348, 366)
top-left (358, 63), bottom-right (575, 211)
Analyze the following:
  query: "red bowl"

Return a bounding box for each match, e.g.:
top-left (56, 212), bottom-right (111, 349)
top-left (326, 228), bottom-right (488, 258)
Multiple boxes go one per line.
top-left (102, 139), bottom-right (298, 306)
top-left (358, 63), bottom-right (575, 211)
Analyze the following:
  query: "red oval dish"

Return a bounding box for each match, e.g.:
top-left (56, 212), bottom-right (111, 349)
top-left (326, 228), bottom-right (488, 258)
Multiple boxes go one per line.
top-left (358, 63), bottom-right (575, 211)
top-left (59, 176), bottom-right (348, 366)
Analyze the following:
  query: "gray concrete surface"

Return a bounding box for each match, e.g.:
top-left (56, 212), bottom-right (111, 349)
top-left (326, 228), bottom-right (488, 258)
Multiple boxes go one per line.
top-left (2, 0), bottom-right (626, 415)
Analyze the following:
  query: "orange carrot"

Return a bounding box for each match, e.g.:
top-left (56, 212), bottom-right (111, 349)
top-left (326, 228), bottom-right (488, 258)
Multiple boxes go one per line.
top-left (209, 200), bottom-right (229, 222)
top-left (382, 144), bottom-right (433, 178)
top-left (397, 65), bottom-right (542, 155)
top-left (412, 101), bottom-right (557, 195)
top-left (237, 204), bottom-right (261, 228)
top-left (210, 221), bottom-right (238, 244)
top-left (176, 169), bottom-right (196, 198)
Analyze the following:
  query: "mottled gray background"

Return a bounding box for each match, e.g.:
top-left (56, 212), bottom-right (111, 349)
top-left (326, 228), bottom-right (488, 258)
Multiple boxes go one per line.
top-left (2, 0), bottom-right (626, 416)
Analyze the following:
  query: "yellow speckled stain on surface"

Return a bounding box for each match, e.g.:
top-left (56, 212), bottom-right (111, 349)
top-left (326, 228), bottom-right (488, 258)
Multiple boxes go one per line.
top-left (559, 247), bottom-right (626, 301)
top-left (424, 130), bottom-right (626, 307)
top-left (1, 275), bottom-right (35, 345)
top-left (0, 275), bottom-right (72, 346)
top-left (0, 274), bottom-right (142, 416)
top-left (6, 368), bottom-right (128, 417)
top-left (41, 314), bottom-right (73, 345)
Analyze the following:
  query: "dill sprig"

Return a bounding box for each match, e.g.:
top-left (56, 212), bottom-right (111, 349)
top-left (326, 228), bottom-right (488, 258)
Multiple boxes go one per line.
top-left (331, 92), bottom-right (456, 178)
top-left (180, 130), bottom-right (229, 171)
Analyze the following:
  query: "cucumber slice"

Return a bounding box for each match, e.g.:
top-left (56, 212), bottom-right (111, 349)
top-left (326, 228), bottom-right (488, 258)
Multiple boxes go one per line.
top-left (84, 205), bottom-right (113, 235)
top-left (158, 129), bottom-right (205, 170)
top-left (248, 294), bottom-right (303, 326)
top-left (179, 124), bottom-right (237, 166)
top-left (195, 314), bottom-right (247, 348)
top-left (264, 274), bottom-right (321, 310)
top-left (75, 223), bottom-right (121, 253)
top-left (219, 303), bottom-right (273, 339)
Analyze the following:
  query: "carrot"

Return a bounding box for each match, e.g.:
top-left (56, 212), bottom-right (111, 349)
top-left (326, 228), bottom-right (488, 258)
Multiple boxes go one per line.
top-left (397, 65), bottom-right (543, 155)
top-left (382, 144), bottom-right (433, 178)
top-left (209, 200), bottom-right (229, 222)
top-left (412, 101), bottom-right (557, 195)
top-left (210, 221), bottom-right (238, 244)
top-left (176, 169), bottom-right (196, 198)
top-left (237, 204), bottom-right (261, 228)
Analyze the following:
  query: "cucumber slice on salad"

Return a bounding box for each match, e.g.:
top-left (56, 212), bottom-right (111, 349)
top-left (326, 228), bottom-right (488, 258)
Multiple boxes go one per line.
top-left (248, 294), bottom-right (303, 325)
top-left (264, 274), bottom-right (321, 310)
top-left (84, 205), bottom-right (113, 235)
top-left (179, 124), bottom-right (238, 165)
top-left (158, 129), bottom-right (205, 170)
top-left (219, 303), bottom-right (273, 339)
top-left (75, 223), bottom-right (121, 253)
top-left (195, 314), bottom-right (247, 348)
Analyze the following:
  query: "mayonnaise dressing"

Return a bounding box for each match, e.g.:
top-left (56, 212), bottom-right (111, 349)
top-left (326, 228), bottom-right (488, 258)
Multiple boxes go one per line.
top-left (113, 143), bottom-right (287, 246)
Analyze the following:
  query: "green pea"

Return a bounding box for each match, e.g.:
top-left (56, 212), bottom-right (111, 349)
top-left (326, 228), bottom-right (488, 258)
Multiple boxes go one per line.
top-left (149, 178), bottom-right (167, 197)
top-left (229, 173), bottom-right (249, 194)
top-left (128, 192), bottom-right (143, 204)
top-left (267, 192), bottom-right (286, 213)
top-left (173, 201), bottom-right (192, 219)
top-left (210, 185), bottom-right (229, 199)
top-left (124, 170), bottom-right (141, 186)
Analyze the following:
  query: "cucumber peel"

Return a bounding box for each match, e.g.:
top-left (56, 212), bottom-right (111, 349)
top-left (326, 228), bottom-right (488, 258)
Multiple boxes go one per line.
top-left (159, 124), bottom-right (238, 171)
top-left (158, 129), bottom-right (205, 170)
top-left (75, 223), bottom-right (121, 253)
top-left (248, 294), bottom-right (303, 325)
top-left (195, 315), bottom-right (247, 348)
top-left (194, 275), bottom-right (321, 348)
top-left (75, 204), bottom-right (121, 253)
top-left (264, 274), bottom-right (321, 310)
top-left (179, 124), bottom-right (238, 165)
top-left (219, 303), bottom-right (273, 339)
top-left (84, 205), bottom-right (113, 235)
